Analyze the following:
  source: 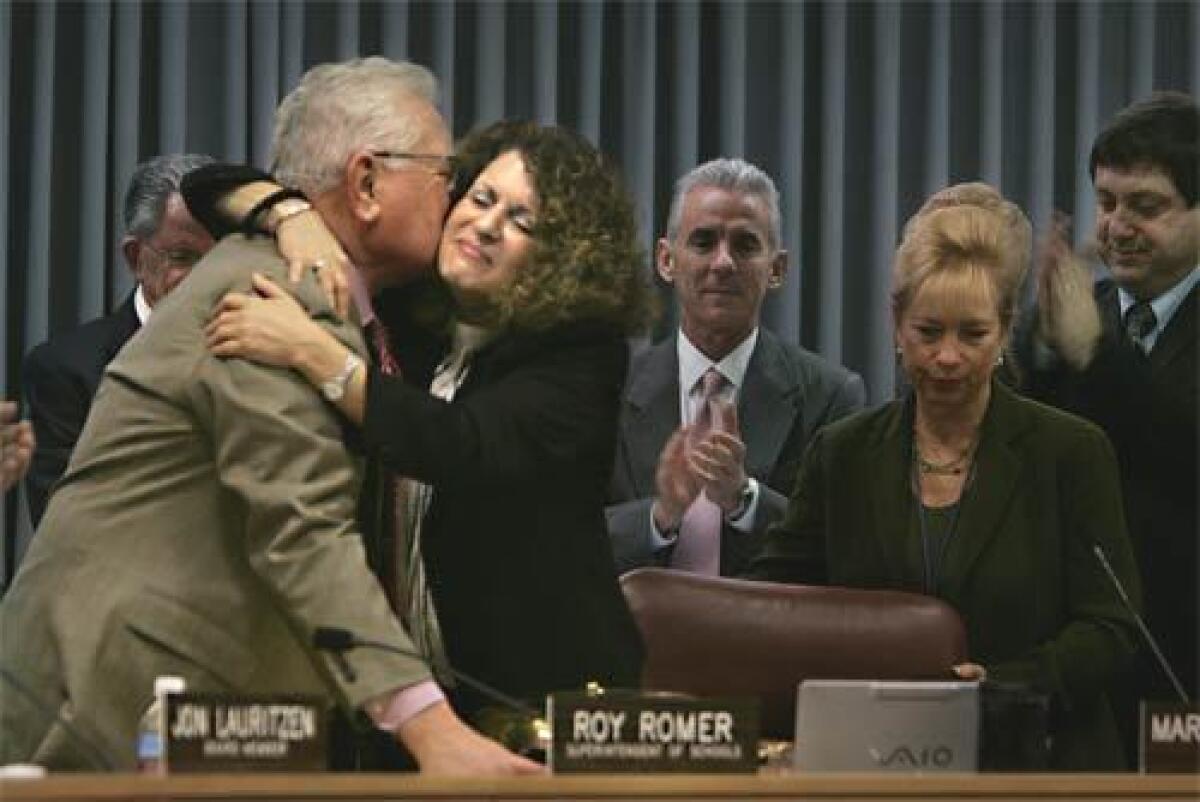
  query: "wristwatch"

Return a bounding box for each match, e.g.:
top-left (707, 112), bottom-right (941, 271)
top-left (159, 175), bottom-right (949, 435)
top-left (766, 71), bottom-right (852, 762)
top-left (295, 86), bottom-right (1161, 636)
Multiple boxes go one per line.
top-left (321, 353), bottom-right (363, 401)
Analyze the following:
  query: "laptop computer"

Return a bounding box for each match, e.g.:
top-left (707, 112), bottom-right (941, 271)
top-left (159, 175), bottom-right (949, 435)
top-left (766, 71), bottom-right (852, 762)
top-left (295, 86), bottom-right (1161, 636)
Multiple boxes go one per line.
top-left (793, 680), bottom-right (979, 772)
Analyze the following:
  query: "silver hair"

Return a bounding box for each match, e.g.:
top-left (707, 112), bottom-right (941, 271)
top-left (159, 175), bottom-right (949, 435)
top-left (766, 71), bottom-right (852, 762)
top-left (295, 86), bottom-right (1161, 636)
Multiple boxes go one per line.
top-left (664, 157), bottom-right (783, 250)
top-left (123, 153), bottom-right (215, 238)
top-left (271, 57), bottom-right (439, 195)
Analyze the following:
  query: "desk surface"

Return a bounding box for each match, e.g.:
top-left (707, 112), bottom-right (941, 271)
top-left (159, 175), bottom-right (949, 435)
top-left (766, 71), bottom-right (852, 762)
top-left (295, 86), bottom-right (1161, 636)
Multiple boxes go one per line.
top-left (1, 773), bottom-right (1197, 801)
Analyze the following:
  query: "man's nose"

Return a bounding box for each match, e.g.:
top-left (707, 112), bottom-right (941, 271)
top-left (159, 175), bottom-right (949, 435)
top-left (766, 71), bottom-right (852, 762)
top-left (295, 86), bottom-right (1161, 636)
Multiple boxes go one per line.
top-left (710, 241), bottom-right (735, 271)
top-left (1106, 207), bottom-right (1138, 239)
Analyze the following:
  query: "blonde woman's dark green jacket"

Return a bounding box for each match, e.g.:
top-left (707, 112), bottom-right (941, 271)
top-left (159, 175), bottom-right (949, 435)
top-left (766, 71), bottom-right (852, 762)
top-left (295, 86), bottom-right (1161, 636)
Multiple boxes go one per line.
top-left (749, 380), bottom-right (1140, 771)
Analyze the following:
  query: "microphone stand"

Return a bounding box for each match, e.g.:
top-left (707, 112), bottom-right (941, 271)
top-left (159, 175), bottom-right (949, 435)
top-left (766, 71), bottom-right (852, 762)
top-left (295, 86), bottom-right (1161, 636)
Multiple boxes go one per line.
top-left (1093, 545), bottom-right (1190, 704)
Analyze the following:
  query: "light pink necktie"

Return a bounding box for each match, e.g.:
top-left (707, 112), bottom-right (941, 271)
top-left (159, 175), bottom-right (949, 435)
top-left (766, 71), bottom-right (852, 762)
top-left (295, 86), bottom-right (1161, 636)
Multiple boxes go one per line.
top-left (670, 368), bottom-right (726, 575)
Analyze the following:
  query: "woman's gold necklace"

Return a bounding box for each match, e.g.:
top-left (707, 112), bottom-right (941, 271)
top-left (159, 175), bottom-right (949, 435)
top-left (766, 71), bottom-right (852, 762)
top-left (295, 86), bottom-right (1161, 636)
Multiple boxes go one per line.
top-left (914, 433), bottom-right (979, 476)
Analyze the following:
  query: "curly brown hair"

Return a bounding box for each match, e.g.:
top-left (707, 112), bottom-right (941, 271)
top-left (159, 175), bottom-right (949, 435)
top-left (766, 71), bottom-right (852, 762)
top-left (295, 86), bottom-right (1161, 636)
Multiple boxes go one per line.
top-left (447, 120), bottom-right (655, 334)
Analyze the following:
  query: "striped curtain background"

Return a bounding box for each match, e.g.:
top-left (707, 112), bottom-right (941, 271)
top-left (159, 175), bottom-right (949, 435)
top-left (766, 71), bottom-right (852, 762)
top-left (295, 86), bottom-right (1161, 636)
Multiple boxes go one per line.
top-left (3, 0), bottom-right (1197, 573)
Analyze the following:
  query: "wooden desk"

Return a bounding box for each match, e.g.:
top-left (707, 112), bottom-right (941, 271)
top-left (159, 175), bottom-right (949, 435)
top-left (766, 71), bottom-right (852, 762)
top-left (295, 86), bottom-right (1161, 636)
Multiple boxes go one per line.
top-left (1, 773), bottom-right (1196, 801)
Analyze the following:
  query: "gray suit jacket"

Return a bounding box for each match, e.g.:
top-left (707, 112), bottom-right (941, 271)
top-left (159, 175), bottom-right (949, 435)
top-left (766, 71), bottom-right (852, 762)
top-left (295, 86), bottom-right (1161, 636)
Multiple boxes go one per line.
top-left (606, 328), bottom-right (865, 576)
top-left (0, 237), bottom-right (428, 770)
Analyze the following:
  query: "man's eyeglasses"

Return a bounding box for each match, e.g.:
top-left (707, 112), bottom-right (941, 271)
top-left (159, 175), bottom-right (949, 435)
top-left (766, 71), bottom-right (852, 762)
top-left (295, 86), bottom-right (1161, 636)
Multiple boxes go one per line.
top-left (370, 150), bottom-right (455, 177)
top-left (142, 243), bottom-right (204, 268)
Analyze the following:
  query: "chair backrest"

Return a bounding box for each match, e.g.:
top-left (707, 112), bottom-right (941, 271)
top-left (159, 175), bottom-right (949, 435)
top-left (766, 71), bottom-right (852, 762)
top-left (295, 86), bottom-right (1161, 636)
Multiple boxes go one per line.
top-left (619, 568), bottom-right (969, 739)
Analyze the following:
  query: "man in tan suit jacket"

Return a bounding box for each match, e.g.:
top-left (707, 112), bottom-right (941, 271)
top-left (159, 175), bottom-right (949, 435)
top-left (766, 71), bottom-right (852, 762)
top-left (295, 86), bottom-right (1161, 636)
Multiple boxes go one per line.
top-left (0, 58), bottom-right (534, 774)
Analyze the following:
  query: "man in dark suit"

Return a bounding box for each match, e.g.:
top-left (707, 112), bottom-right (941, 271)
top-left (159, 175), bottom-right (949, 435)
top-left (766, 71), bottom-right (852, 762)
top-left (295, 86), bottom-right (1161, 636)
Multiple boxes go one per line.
top-left (22, 153), bottom-right (216, 524)
top-left (1017, 92), bottom-right (1198, 707)
top-left (607, 158), bottom-right (865, 576)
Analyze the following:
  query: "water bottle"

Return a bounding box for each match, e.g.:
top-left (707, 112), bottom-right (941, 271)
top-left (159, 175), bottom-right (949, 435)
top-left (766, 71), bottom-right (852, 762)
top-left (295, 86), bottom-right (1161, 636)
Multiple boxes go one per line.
top-left (135, 675), bottom-right (186, 774)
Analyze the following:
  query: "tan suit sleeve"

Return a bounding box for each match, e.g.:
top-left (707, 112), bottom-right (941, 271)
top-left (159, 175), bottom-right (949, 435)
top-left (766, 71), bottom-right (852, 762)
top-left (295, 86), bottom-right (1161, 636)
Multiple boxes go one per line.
top-left (182, 240), bottom-right (431, 711)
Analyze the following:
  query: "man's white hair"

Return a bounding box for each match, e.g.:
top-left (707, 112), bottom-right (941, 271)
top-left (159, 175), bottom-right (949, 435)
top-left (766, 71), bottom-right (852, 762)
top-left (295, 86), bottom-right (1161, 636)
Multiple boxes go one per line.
top-left (665, 158), bottom-right (782, 250)
top-left (271, 57), bottom-right (438, 195)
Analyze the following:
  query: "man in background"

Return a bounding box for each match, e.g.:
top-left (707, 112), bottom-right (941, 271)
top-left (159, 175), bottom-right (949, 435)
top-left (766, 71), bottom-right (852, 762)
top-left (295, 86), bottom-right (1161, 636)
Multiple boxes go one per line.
top-left (22, 153), bottom-right (216, 524)
top-left (607, 158), bottom-right (865, 577)
top-left (1018, 91), bottom-right (1198, 710)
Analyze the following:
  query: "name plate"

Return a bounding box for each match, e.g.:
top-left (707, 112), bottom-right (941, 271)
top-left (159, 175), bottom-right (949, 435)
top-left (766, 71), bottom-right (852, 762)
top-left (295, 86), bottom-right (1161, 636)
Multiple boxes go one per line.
top-left (165, 693), bottom-right (327, 772)
top-left (1140, 702), bottom-right (1200, 773)
top-left (547, 692), bottom-right (758, 773)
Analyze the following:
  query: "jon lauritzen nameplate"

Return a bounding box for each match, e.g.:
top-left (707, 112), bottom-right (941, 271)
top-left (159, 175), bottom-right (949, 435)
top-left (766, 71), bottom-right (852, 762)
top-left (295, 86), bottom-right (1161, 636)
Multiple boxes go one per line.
top-left (165, 693), bottom-right (326, 772)
top-left (547, 692), bottom-right (758, 773)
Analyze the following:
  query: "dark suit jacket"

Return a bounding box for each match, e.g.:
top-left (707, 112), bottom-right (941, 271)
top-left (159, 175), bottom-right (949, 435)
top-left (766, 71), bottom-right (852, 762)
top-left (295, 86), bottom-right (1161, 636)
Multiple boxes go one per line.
top-left (606, 328), bottom-right (865, 576)
top-left (22, 294), bottom-right (141, 525)
top-left (0, 238), bottom-right (431, 770)
top-left (362, 320), bottom-right (644, 717)
top-left (1016, 278), bottom-right (1198, 701)
top-left (750, 381), bottom-right (1141, 769)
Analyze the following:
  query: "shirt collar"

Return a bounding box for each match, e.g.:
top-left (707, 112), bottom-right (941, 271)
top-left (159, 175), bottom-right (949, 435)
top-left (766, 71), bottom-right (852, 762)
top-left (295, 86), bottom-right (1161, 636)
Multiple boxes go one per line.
top-left (677, 328), bottom-right (759, 394)
top-left (1117, 265), bottom-right (1200, 335)
top-left (448, 321), bottom-right (495, 359)
top-left (134, 284), bottom-right (151, 325)
top-left (346, 263), bottom-right (376, 327)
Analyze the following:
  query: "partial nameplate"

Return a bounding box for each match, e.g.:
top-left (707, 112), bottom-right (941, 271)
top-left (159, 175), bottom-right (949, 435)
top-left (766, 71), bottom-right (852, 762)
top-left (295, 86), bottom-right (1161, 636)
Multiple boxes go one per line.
top-left (547, 692), bottom-right (758, 773)
top-left (1140, 702), bottom-right (1200, 773)
top-left (165, 693), bottom-right (326, 772)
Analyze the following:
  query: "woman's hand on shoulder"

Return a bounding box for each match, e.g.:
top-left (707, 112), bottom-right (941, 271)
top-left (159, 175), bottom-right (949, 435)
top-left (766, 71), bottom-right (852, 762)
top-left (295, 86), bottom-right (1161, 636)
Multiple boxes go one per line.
top-left (277, 210), bottom-right (352, 319)
top-left (206, 272), bottom-right (327, 370)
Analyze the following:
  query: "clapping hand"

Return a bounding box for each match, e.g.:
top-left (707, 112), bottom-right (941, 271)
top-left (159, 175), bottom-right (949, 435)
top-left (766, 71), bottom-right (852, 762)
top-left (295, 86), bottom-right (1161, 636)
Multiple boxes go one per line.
top-left (653, 428), bottom-right (704, 532)
top-left (688, 399), bottom-right (748, 513)
top-left (1036, 213), bottom-right (1102, 370)
top-left (1, 400), bottom-right (35, 493)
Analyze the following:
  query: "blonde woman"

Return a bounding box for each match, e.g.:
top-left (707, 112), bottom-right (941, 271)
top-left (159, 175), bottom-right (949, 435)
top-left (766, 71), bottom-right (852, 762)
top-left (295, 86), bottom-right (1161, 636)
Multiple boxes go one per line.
top-left (750, 186), bottom-right (1139, 769)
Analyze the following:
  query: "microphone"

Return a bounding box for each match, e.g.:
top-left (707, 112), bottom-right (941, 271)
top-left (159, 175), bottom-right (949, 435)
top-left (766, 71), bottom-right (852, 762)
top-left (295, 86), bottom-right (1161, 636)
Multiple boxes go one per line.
top-left (0, 663), bottom-right (115, 771)
top-left (1092, 544), bottom-right (1190, 704)
top-left (312, 626), bottom-right (541, 720)
top-left (313, 627), bottom-right (359, 683)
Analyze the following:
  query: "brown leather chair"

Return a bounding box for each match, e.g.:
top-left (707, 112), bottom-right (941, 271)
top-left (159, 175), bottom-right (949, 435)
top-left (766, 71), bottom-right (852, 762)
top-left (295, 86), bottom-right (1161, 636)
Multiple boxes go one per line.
top-left (619, 568), bottom-right (969, 738)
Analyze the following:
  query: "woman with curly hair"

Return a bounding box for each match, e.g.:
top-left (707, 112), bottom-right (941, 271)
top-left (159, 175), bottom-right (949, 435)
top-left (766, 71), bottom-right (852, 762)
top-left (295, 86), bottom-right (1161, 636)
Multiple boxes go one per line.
top-left (196, 120), bottom-right (653, 721)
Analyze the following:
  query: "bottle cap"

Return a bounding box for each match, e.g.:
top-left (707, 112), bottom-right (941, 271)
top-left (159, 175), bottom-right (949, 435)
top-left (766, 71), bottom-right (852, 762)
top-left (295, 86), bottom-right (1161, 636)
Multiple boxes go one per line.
top-left (153, 675), bottom-right (186, 695)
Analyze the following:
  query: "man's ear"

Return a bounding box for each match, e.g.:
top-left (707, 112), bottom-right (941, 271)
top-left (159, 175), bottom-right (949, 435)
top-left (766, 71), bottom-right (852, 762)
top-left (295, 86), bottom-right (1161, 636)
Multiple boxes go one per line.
top-left (654, 238), bottom-right (675, 284)
top-left (767, 249), bottom-right (788, 289)
top-left (121, 236), bottom-right (142, 277)
top-left (345, 152), bottom-right (380, 223)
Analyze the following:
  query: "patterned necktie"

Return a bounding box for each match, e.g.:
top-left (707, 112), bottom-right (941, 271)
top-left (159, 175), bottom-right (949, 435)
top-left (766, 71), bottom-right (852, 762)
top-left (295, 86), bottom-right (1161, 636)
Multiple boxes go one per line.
top-left (366, 318), bottom-right (449, 680)
top-left (670, 368), bottom-right (727, 575)
top-left (366, 319), bottom-right (402, 376)
top-left (1124, 301), bottom-right (1157, 353)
